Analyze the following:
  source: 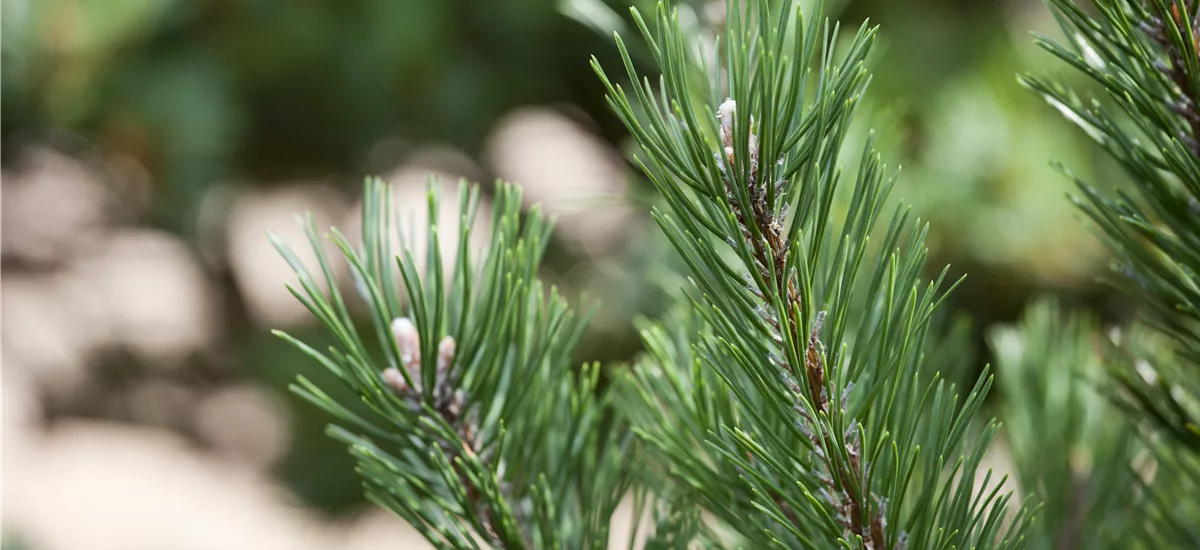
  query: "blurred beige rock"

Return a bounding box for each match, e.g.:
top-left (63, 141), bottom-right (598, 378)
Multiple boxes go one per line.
top-left (6, 422), bottom-right (324, 550)
top-left (2, 358), bottom-right (42, 479)
top-left (193, 383), bottom-right (291, 470)
top-left (1, 148), bottom-right (111, 265)
top-left (1, 275), bottom-right (97, 401)
top-left (224, 184), bottom-right (348, 329)
top-left (0, 326), bottom-right (639, 550)
top-left (74, 229), bottom-right (221, 365)
top-left (1, 367), bottom-right (432, 549)
top-left (0, 354), bottom-right (653, 550)
top-left (485, 107), bottom-right (634, 256)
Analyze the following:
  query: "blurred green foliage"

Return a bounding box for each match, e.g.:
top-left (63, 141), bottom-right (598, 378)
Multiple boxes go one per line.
top-left (2, 0), bottom-right (632, 232)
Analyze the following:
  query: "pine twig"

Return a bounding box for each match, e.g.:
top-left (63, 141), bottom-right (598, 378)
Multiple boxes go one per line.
top-left (1142, 1), bottom-right (1200, 155)
top-left (718, 99), bottom-right (888, 550)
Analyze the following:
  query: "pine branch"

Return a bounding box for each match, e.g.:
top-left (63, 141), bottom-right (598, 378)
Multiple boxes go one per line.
top-left (717, 97), bottom-right (884, 547)
top-left (1141, 1), bottom-right (1200, 154)
top-left (1022, 0), bottom-right (1200, 456)
top-left (272, 178), bottom-right (634, 549)
top-left (1022, 0), bottom-right (1200, 546)
top-left (598, 1), bottom-right (1033, 548)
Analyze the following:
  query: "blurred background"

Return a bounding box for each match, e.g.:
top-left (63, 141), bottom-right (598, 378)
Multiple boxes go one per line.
top-left (0, 0), bottom-right (1130, 548)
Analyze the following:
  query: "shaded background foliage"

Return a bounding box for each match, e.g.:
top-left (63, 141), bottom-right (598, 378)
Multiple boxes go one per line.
top-left (0, 0), bottom-right (1134, 546)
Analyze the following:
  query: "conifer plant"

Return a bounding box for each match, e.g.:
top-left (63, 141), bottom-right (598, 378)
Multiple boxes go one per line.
top-left (1022, 0), bottom-right (1200, 444)
top-left (1020, 0), bottom-right (1200, 546)
top-left (596, 2), bottom-right (1030, 548)
top-left (272, 1), bottom-right (1037, 548)
top-left (271, 180), bottom-right (631, 548)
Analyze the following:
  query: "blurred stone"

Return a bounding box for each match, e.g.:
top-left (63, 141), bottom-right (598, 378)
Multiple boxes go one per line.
top-left (1, 275), bottom-right (96, 401)
top-left (484, 107), bottom-right (634, 256)
top-left (194, 384), bottom-right (291, 470)
top-left (0, 381), bottom-right (699, 550)
top-left (2, 228), bottom-right (217, 406)
top-left (225, 184), bottom-right (348, 329)
top-left (2, 421), bottom-right (332, 550)
top-left (70, 229), bottom-right (220, 366)
top-left (702, 1), bottom-right (727, 28)
top-left (1, 147), bottom-right (110, 265)
top-left (1, 357), bottom-right (42, 482)
top-left (0, 415), bottom-right (436, 550)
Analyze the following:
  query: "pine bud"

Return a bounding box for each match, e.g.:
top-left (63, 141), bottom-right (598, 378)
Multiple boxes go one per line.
top-left (391, 317), bottom-right (421, 369)
top-left (435, 335), bottom-right (457, 403)
top-left (381, 367), bottom-right (409, 395)
top-left (718, 98), bottom-right (737, 145)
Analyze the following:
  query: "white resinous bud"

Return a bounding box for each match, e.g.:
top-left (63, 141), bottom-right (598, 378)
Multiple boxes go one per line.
top-left (718, 98), bottom-right (737, 159)
top-left (391, 317), bottom-right (421, 369)
top-left (437, 335), bottom-right (456, 374)
top-left (381, 367), bottom-right (409, 395)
